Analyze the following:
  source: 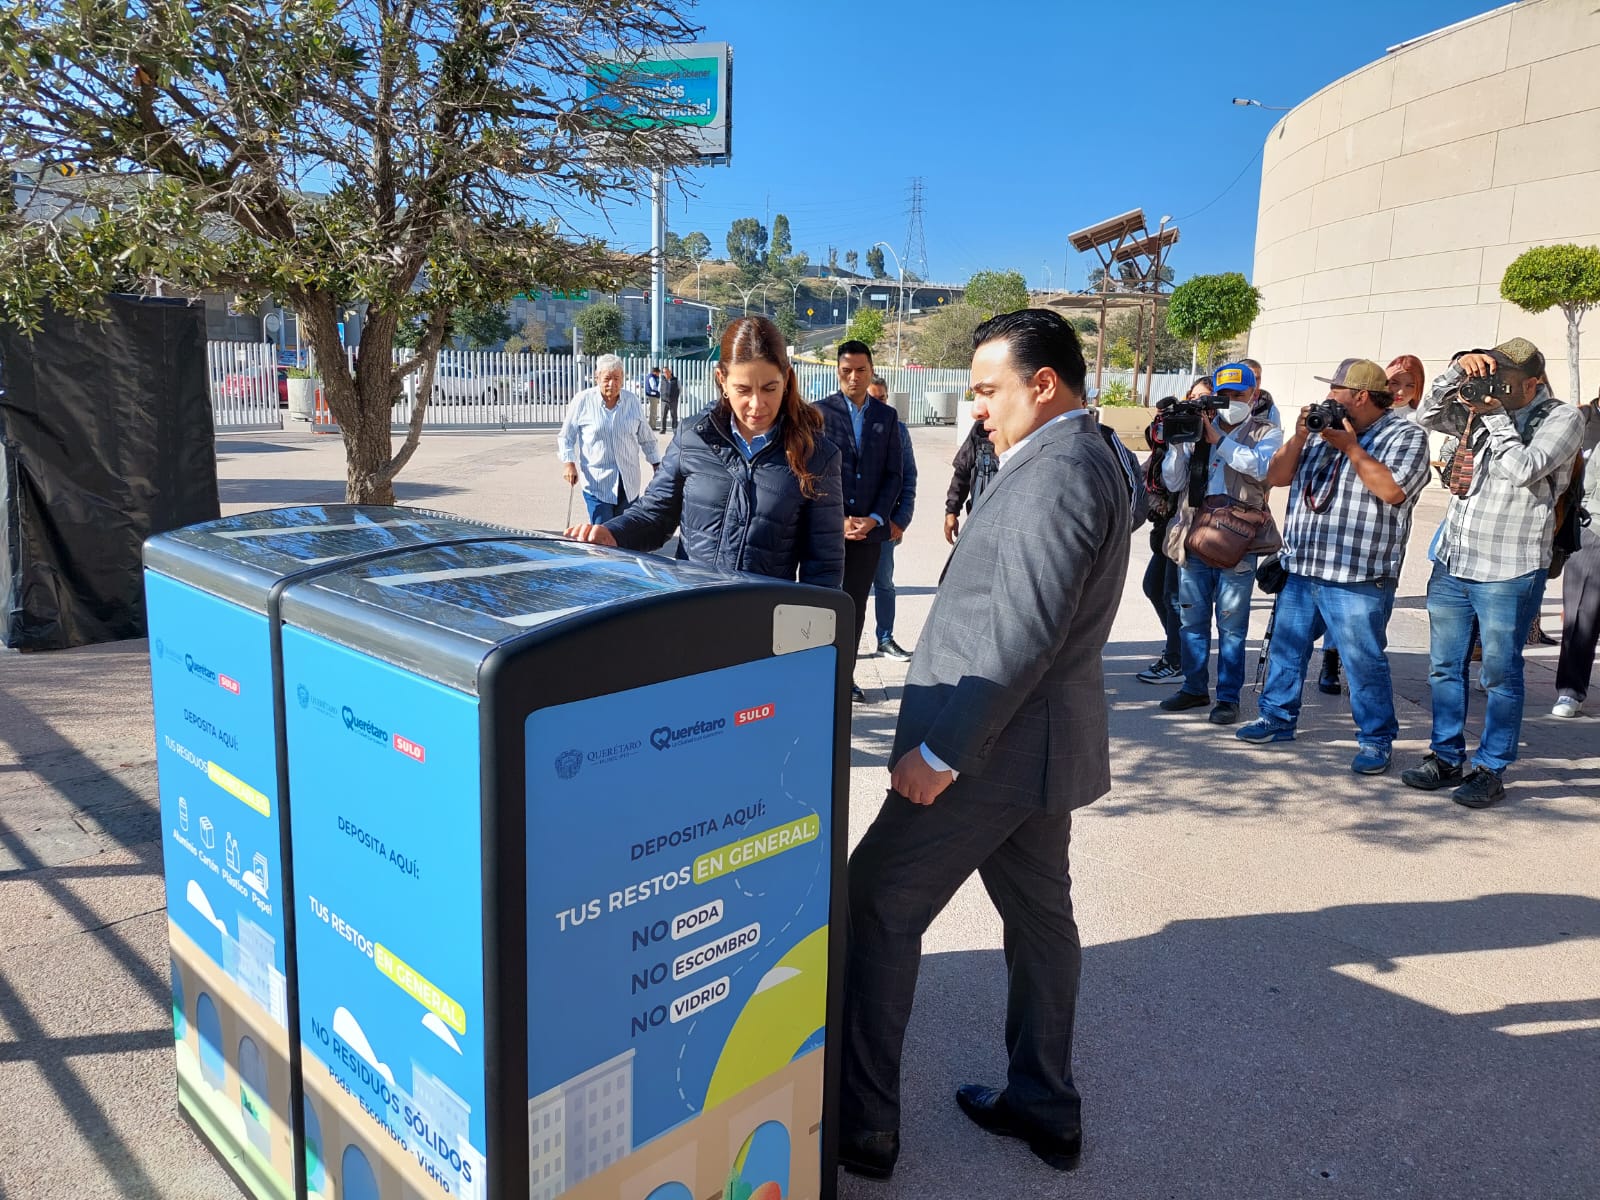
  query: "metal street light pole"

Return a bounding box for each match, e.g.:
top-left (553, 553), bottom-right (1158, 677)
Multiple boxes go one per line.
top-left (873, 241), bottom-right (906, 367)
top-left (827, 279), bottom-right (848, 329)
top-left (1145, 214), bottom-right (1172, 405)
top-left (1042, 260), bottom-right (1052, 293)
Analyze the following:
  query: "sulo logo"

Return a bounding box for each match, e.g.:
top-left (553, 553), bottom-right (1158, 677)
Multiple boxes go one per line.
top-left (296, 684), bottom-right (310, 710)
top-left (392, 733), bottom-right (425, 764)
top-left (735, 703), bottom-right (776, 727)
top-left (554, 748), bottom-right (583, 780)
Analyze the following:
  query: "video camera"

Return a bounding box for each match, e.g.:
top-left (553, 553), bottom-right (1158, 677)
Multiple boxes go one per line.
top-left (1304, 399), bottom-right (1348, 433)
top-left (1160, 398), bottom-right (1216, 445)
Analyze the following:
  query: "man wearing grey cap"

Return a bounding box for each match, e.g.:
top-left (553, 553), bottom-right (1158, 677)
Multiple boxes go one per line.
top-left (1236, 359), bottom-right (1431, 775)
top-left (1402, 338), bottom-right (1584, 809)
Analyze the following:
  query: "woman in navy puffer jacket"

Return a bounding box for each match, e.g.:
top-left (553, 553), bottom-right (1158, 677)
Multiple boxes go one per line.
top-left (567, 316), bottom-right (845, 588)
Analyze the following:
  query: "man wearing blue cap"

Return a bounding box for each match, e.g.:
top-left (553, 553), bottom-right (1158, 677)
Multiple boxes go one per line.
top-left (1156, 361), bottom-right (1283, 725)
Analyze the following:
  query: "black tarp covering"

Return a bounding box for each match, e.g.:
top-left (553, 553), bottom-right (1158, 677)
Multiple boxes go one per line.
top-left (0, 294), bottom-right (220, 650)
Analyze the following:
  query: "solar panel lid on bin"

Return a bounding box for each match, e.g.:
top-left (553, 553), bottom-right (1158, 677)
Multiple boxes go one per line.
top-left (278, 539), bottom-right (729, 692)
top-left (143, 504), bottom-right (511, 611)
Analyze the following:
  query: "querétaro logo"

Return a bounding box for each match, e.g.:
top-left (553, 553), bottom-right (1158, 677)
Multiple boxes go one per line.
top-left (164, 646), bottom-right (239, 694)
top-left (554, 748), bottom-right (583, 780)
top-left (341, 705), bottom-right (389, 746)
top-left (650, 718), bottom-right (727, 751)
top-left (296, 684), bottom-right (310, 710)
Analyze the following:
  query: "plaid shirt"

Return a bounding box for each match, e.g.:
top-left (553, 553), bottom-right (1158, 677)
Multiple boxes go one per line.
top-left (1417, 364), bottom-right (1585, 582)
top-left (1281, 409), bottom-right (1431, 583)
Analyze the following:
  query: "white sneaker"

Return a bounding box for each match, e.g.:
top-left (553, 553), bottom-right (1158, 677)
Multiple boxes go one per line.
top-left (1552, 693), bottom-right (1583, 719)
top-left (1473, 671), bottom-right (1486, 694)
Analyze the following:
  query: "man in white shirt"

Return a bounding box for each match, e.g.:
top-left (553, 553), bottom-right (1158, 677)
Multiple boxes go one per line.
top-left (558, 353), bottom-right (661, 522)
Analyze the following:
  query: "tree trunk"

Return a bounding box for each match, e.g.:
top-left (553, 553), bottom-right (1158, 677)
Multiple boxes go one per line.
top-left (1567, 308), bottom-right (1583, 406)
top-left (298, 292), bottom-right (397, 504)
top-left (344, 415), bottom-right (396, 505)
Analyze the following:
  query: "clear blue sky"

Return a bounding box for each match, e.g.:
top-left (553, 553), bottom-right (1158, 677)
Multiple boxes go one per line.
top-left (581, 0), bottom-right (1500, 290)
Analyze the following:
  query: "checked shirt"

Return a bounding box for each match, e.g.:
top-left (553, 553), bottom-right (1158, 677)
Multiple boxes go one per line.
top-left (1281, 408), bottom-right (1432, 583)
top-left (1417, 364), bottom-right (1585, 583)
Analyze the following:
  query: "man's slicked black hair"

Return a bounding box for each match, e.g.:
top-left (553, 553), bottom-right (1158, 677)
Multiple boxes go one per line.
top-left (837, 339), bottom-right (874, 363)
top-left (971, 308), bottom-right (1087, 397)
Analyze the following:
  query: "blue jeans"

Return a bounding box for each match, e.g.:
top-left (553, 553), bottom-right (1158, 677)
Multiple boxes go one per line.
top-left (1258, 573), bottom-right (1400, 746)
top-left (583, 487), bottom-right (632, 524)
top-left (1425, 562), bottom-right (1546, 773)
top-left (1178, 556), bottom-right (1257, 705)
top-left (873, 540), bottom-right (897, 642)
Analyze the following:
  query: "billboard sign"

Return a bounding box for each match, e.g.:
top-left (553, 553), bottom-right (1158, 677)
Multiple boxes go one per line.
top-left (586, 42), bottom-right (732, 161)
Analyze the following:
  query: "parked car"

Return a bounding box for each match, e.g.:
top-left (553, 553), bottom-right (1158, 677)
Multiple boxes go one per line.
top-left (525, 367), bottom-right (583, 407)
top-left (217, 368), bottom-right (288, 407)
top-left (427, 363), bottom-right (501, 404)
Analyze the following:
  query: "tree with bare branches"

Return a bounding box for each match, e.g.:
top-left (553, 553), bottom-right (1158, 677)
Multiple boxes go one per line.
top-left (0, 0), bottom-right (702, 502)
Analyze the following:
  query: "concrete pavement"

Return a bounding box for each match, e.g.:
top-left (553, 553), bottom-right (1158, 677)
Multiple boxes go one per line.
top-left (2, 423), bottom-right (1596, 1199)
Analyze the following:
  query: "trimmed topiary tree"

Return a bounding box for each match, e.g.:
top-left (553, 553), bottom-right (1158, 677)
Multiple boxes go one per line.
top-left (1500, 243), bottom-right (1600, 403)
top-left (1165, 272), bottom-right (1262, 371)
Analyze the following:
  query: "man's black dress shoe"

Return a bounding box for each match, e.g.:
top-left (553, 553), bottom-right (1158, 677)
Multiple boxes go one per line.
top-left (838, 1129), bottom-right (899, 1179)
top-left (955, 1084), bottom-right (1082, 1171)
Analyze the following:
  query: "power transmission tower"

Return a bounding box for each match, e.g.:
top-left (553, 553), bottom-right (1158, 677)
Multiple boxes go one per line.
top-left (902, 177), bottom-right (929, 282)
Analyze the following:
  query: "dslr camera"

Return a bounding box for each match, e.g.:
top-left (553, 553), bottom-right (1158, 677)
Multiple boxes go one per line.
top-left (1160, 398), bottom-right (1216, 445)
top-left (1304, 399), bottom-right (1349, 433)
top-left (1457, 373), bottom-right (1516, 406)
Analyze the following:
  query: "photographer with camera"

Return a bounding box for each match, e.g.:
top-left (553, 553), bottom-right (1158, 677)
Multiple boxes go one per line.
top-left (1401, 338), bottom-right (1585, 808)
top-left (1234, 359), bottom-right (1431, 774)
top-left (1156, 362), bottom-right (1283, 725)
top-left (1137, 378), bottom-right (1214, 684)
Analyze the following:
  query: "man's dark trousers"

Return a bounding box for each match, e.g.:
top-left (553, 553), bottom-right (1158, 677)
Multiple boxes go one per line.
top-left (842, 789), bottom-right (1082, 1135)
top-left (842, 540), bottom-right (882, 663)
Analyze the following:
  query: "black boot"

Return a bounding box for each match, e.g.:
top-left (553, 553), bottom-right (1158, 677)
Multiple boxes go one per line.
top-left (1318, 648), bottom-right (1342, 696)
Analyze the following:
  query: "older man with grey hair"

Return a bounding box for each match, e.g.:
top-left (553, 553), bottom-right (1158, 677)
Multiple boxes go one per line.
top-left (558, 353), bottom-right (661, 523)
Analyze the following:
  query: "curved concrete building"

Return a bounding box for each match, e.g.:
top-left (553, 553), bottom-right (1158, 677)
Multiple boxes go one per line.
top-left (1248, 0), bottom-right (1600, 407)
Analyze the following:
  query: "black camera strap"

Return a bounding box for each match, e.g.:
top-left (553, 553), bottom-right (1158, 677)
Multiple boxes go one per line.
top-left (1301, 449), bottom-right (1344, 514)
top-left (1187, 441), bottom-right (1212, 509)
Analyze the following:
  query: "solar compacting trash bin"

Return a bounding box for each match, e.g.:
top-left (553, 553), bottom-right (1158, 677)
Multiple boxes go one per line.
top-left (272, 535), bottom-right (851, 1200)
top-left (144, 506), bottom-right (524, 1200)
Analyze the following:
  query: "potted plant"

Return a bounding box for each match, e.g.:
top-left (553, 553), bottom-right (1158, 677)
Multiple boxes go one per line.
top-left (284, 365), bottom-right (321, 422)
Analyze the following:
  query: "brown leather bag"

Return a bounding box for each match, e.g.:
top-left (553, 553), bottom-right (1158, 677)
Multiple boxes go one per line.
top-left (1185, 495), bottom-right (1281, 569)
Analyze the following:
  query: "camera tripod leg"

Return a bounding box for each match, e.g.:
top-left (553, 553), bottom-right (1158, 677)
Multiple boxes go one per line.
top-left (1253, 594), bottom-right (1280, 692)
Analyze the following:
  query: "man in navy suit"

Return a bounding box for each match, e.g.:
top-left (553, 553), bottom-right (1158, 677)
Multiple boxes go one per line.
top-left (816, 339), bottom-right (904, 702)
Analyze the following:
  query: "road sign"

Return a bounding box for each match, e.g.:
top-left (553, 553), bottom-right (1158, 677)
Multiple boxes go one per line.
top-left (832, 308), bottom-right (839, 320)
top-left (937, 297), bottom-right (945, 304)
top-left (806, 308), bottom-right (813, 317)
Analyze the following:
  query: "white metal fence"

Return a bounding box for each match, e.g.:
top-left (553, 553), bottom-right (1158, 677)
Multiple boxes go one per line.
top-left (209, 344), bottom-right (1196, 433)
top-left (207, 341), bottom-right (281, 431)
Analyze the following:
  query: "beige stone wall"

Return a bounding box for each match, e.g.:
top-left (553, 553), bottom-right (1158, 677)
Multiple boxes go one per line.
top-left (1249, 0), bottom-right (1600, 408)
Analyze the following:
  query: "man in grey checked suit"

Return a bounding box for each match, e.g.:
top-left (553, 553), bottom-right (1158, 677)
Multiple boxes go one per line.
top-left (839, 309), bottom-right (1130, 1179)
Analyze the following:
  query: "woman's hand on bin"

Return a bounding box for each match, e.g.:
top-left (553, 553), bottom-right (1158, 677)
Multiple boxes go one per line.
top-left (566, 523), bottom-right (617, 546)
